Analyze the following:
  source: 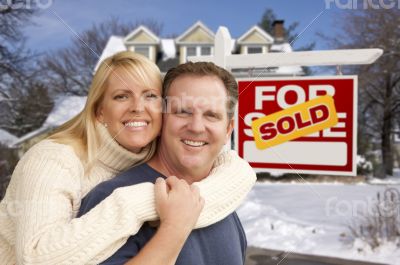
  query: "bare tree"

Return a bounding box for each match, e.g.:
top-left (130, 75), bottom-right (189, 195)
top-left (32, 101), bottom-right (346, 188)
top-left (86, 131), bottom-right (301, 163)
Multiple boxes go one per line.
top-left (321, 9), bottom-right (400, 178)
top-left (40, 17), bottom-right (163, 96)
top-left (0, 0), bottom-right (35, 78)
top-left (0, 1), bottom-right (54, 137)
top-left (258, 8), bottom-right (315, 75)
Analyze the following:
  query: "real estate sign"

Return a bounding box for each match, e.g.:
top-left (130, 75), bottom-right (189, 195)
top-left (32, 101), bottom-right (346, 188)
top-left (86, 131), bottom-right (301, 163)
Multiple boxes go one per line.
top-left (235, 76), bottom-right (358, 176)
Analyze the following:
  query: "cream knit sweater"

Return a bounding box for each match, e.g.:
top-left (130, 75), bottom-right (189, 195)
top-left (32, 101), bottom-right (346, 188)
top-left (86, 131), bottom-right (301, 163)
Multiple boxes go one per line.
top-left (0, 125), bottom-right (256, 265)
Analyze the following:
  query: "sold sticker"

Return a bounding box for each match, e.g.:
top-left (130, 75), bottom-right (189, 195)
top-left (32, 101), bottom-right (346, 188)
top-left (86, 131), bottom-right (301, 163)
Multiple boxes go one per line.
top-left (251, 95), bottom-right (338, 150)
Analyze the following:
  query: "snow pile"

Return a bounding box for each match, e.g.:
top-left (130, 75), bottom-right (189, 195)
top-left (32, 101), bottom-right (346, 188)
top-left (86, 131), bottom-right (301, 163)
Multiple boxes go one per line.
top-left (357, 154), bottom-right (373, 172)
top-left (237, 182), bottom-right (400, 264)
top-left (368, 168), bottom-right (400, 185)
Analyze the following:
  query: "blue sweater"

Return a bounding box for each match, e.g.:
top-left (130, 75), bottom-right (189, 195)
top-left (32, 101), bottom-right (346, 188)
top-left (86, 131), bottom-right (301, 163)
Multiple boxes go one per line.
top-left (78, 163), bottom-right (247, 265)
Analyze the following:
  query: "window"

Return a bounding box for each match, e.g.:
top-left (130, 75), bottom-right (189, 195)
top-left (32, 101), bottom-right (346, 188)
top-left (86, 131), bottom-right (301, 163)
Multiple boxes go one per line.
top-left (247, 46), bottom-right (263, 54)
top-left (201, 46), bottom-right (211, 55)
top-left (134, 46), bottom-right (150, 58)
top-left (186, 47), bottom-right (197, 56)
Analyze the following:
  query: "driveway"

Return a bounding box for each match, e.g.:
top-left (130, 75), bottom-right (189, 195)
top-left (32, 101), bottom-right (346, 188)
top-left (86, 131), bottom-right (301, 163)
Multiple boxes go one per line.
top-left (245, 247), bottom-right (389, 265)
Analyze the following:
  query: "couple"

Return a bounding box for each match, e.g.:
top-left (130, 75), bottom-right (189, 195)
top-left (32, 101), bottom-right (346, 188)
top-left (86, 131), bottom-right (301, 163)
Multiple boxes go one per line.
top-left (0, 51), bottom-right (256, 264)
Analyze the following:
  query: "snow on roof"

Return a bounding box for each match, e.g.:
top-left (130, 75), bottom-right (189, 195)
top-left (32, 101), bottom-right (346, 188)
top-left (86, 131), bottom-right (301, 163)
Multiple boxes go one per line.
top-left (161, 39), bottom-right (176, 61)
top-left (270, 43), bottom-right (303, 75)
top-left (11, 127), bottom-right (49, 147)
top-left (270, 43), bottom-right (293, 53)
top-left (12, 96), bottom-right (87, 147)
top-left (94, 36), bottom-right (127, 72)
top-left (0, 129), bottom-right (18, 147)
top-left (276, 65), bottom-right (303, 75)
top-left (44, 96), bottom-right (87, 127)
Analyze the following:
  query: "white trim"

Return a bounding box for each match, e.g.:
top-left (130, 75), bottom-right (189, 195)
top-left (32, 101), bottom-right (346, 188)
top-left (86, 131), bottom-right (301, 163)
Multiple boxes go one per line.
top-left (237, 25), bottom-right (274, 44)
top-left (176, 21), bottom-right (215, 44)
top-left (124, 25), bottom-right (160, 44)
top-left (189, 49), bottom-right (384, 68)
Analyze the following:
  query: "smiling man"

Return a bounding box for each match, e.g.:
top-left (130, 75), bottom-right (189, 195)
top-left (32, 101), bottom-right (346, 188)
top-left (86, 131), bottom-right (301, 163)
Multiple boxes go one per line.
top-left (78, 62), bottom-right (248, 265)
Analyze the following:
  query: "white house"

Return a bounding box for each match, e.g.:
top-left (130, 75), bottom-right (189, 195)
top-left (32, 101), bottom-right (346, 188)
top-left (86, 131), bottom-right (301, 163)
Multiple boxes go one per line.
top-left (95, 20), bottom-right (303, 76)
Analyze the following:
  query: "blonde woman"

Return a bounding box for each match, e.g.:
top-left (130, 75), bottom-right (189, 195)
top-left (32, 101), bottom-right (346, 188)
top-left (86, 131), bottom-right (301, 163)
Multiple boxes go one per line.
top-left (0, 51), bottom-right (256, 265)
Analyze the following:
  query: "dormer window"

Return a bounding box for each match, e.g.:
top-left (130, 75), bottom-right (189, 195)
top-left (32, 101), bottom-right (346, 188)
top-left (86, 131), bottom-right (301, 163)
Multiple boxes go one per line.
top-left (237, 25), bottom-right (274, 55)
top-left (132, 46), bottom-right (150, 58)
top-left (185, 45), bottom-right (213, 59)
top-left (201, 46), bottom-right (211, 55)
top-left (187, 46), bottom-right (197, 56)
top-left (247, 46), bottom-right (263, 54)
top-left (123, 26), bottom-right (160, 63)
top-left (176, 21), bottom-right (215, 63)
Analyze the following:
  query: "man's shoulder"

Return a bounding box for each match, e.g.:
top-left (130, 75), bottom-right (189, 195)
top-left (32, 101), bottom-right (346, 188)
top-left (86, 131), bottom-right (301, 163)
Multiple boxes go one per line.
top-left (91, 163), bottom-right (158, 195)
top-left (78, 163), bottom-right (160, 216)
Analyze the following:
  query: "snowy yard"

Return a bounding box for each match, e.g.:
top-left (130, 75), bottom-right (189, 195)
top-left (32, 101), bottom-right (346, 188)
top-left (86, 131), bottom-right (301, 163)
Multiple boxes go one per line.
top-left (237, 181), bottom-right (400, 264)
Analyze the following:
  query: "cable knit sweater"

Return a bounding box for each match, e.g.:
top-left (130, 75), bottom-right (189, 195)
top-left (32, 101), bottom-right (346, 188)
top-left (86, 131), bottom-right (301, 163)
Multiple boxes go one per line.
top-left (0, 125), bottom-right (256, 265)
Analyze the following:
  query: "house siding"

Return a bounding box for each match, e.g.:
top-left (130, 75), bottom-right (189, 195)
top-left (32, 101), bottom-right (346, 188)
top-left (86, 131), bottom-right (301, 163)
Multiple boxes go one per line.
top-left (241, 31), bottom-right (269, 44)
top-left (180, 27), bottom-right (214, 43)
top-left (126, 31), bottom-right (156, 43)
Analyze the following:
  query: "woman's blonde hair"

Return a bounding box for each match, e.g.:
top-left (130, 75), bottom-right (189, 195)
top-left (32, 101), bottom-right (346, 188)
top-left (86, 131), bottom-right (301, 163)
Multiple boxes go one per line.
top-left (48, 51), bottom-right (162, 169)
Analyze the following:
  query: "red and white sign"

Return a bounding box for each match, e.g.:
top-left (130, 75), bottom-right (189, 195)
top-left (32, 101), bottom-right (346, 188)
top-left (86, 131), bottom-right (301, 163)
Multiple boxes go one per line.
top-left (235, 76), bottom-right (358, 176)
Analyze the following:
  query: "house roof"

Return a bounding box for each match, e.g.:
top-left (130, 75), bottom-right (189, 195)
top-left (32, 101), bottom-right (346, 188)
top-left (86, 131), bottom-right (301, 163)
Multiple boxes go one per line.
top-left (175, 21), bottom-right (215, 44)
top-left (94, 36), bottom-right (126, 72)
top-left (44, 96), bottom-right (87, 127)
top-left (12, 96), bottom-right (87, 147)
top-left (124, 25), bottom-right (160, 44)
top-left (93, 22), bottom-right (302, 77)
top-left (237, 25), bottom-right (274, 44)
top-left (0, 129), bottom-right (18, 147)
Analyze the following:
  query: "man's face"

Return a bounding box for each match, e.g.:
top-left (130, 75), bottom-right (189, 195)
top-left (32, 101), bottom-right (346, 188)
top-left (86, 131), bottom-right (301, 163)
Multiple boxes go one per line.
top-left (160, 74), bottom-right (234, 179)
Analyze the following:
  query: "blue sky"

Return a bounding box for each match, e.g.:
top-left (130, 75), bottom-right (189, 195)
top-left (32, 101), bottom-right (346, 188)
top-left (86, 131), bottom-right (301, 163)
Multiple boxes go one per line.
top-left (24, 0), bottom-right (344, 53)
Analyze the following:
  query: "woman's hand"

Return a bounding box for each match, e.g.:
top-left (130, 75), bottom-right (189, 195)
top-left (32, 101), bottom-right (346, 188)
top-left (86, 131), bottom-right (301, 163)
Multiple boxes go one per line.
top-left (154, 176), bottom-right (204, 235)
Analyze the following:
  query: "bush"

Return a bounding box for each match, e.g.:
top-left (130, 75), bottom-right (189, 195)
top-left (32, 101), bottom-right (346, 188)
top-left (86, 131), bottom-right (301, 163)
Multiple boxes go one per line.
top-left (347, 187), bottom-right (400, 250)
top-left (356, 155), bottom-right (373, 177)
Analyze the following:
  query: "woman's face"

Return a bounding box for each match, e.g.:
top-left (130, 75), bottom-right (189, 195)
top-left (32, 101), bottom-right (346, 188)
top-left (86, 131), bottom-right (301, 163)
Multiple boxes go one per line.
top-left (97, 68), bottom-right (162, 153)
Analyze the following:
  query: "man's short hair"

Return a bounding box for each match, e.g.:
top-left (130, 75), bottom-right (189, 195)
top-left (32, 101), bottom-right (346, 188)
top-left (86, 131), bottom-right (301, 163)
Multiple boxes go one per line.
top-left (162, 62), bottom-right (238, 119)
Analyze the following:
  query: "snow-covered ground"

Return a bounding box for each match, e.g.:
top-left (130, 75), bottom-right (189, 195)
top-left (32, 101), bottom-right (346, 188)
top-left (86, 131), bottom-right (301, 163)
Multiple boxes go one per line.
top-left (237, 181), bottom-right (400, 264)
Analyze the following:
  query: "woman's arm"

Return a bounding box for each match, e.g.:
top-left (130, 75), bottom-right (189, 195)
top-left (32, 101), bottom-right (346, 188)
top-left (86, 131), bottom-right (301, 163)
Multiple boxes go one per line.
top-left (193, 150), bottom-right (256, 228)
top-left (12, 144), bottom-right (254, 264)
top-left (11, 145), bottom-right (157, 265)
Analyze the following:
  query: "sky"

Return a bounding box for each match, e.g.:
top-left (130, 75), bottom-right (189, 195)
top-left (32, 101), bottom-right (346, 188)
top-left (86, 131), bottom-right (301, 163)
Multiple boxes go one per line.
top-left (22, 0), bottom-right (346, 53)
